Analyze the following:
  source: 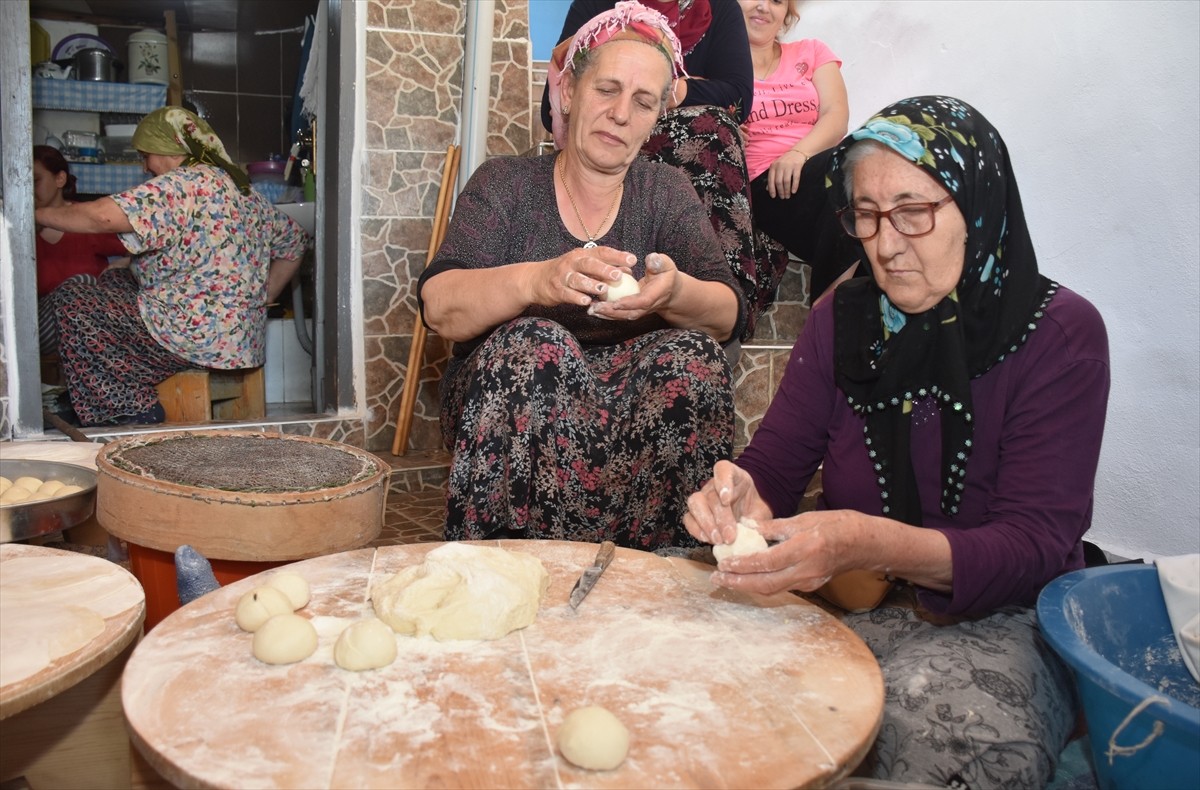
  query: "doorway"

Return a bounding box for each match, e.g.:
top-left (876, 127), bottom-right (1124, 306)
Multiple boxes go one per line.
top-left (4, 0), bottom-right (357, 436)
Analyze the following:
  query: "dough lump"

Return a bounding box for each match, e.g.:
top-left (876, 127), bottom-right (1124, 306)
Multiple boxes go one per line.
top-left (557, 705), bottom-right (630, 771)
top-left (604, 272), bottom-right (640, 302)
top-left (266, 571), bottom-right (310, 610)
top-left (334, 617), bottom-right (398, 671)
top-left (252, 613), bottom-right (318, 664)
top-left (235, 586), bottom-right (294, 632)
top-left (712, 518), bottom-right (769, 562)
top-left (371, 543), bottom-right (549, 641)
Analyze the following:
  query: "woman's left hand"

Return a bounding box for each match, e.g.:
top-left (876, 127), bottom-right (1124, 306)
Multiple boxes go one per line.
top-left (710, 510), bottom-right (862, 596)
top-left (765, 149), bottom-right (809, 200)
top-left (588, 252), bottom-right (679, 321)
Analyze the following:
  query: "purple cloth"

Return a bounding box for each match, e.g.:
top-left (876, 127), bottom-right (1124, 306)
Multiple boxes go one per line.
top-left (736, 285), bottom-right (1110, 616)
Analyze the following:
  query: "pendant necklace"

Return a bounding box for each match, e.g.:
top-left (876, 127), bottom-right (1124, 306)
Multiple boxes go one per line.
top-left (558, 154), bottom-right (622, 249)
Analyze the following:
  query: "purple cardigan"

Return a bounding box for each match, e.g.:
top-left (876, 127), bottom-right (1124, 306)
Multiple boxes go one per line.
top-left (736, 286), bottom-right (1110, 616)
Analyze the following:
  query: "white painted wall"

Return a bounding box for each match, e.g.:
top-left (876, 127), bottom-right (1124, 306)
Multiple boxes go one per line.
top-left (790, 0), bottom-right (1200, 559)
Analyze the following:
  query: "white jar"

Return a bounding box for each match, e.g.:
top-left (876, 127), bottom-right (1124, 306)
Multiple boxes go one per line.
top-left (127, 29), bottom-right (168, 85)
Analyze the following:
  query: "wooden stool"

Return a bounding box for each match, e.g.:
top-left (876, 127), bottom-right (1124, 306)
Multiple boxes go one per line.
top-left (156, 368), bottom-right (266, 423)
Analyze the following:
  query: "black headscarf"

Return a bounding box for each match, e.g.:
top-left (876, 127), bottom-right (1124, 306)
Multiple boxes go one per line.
top-left (828, 96), bottom-right (1057, 526)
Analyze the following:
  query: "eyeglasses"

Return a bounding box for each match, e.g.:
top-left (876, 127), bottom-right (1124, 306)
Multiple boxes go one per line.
top-left (836, 194), bottom-right (956, 240)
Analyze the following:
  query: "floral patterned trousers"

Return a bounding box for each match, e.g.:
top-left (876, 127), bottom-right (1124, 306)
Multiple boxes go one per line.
top-left (51, 268), bottom-right (191, 425)
top-left (845, 590), bottom-right (1078, 788)
top-left (439, 318), bottom-right (734, 551)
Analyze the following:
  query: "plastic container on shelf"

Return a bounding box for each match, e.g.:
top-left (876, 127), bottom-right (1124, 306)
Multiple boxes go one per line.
top-left (1038, 564), bottom-right (1200, 790)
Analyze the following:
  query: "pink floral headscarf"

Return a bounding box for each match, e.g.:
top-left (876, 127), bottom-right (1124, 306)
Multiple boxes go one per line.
top-left (546, 0), bottom-right (689, 150)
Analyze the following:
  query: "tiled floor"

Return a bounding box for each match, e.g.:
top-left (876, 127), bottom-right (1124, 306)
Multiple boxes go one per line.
top-left (374, 488), bottom-right (445, 546)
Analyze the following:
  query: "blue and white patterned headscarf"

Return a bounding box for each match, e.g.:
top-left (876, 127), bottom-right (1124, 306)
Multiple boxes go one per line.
top-left (828, 96), bottom-right (1056, 526)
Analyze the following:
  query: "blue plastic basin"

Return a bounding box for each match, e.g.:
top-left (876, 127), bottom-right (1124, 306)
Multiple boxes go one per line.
top-left (1038, 564), bottom-right (1200, 789)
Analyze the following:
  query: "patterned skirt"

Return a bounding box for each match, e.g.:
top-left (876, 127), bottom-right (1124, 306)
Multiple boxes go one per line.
top-left (642, 106), bottom-right (789, 339)
top-left (51, 268), bottom-right (191, 425)
top-left (845, 590), bottom-right (1077, 788)
top-left (439, 318), bottom-right (734, 550)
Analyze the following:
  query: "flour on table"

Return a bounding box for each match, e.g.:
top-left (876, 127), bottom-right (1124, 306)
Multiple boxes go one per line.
top-left (0, 604), bottom-right (105, 687)
top-left (371, 543), bottom-right (549, 641)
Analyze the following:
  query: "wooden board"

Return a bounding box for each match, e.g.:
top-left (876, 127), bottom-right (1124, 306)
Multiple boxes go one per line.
top-left (122, 541), bottom-right (884, 789)
top-left (0, 543), bottom-right (145, 720)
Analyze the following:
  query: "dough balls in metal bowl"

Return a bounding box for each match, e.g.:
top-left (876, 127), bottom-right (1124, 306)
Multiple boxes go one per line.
top-left (0, 459), bottom-right (97, 543)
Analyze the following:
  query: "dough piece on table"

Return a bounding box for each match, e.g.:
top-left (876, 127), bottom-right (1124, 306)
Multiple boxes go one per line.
top-left (235, 586), bottom-right (294, 632)
top-left (252, 613), bottom-right (318, 665)
top-left (334, 617), bottom-right (398, 671)
top-left (265, 571), bottom-right (310, 610)
top-left (371, 543), bottom-right (549, 641)
top-left (557, 705), bottom-right (630, 771)
top-left (603, 272), bottom-right (640, 302)
top-left (712, 518), bottom-right (769, 562)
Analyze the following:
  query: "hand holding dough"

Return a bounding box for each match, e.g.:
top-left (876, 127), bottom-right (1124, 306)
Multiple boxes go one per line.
top-left (557, 705), bottom-right (630, 770)
top-left (603, 272), bottom-right (640, 302)
top-left (712, 518), bottom-right (769, 562)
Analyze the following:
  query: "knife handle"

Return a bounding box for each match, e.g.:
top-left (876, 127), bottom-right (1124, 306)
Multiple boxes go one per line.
top-left (596, 540), bottom-right (616, 570)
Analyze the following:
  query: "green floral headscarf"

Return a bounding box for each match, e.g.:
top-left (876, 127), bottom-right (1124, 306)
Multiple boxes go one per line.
top-left (132, 106), bottom-right (251, 195)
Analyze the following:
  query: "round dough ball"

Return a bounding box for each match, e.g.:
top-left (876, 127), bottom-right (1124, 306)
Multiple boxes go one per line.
top-left (235, 586), bottom-right (294, 632)
top-left (1, 487), bottom-right (33, 504)
top-left (334, 617), bottom-right (398, 671)
top-left (265, 571), bottom-right (310, 610)
top-left (712, 518), bottom-right (769, 562)
top-left (57, 484), bottom-right (84, 495)
top-left (37, 480), bottom-right (66, 497)
top-left (13, 476), bottom-right (44, 492)
top-left (604, 272), bottom-right (640, 302)
top-left (557, 705), bottom-right (630, 771)
top-left (0, 477), bottom-right (13, 495)
top-left (252, 613), bottom-right (318, 665)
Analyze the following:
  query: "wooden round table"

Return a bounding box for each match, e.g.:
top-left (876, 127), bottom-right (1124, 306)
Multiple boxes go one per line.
top-left (122, 541), bottom-right (884, 789)
top-left (0, 543), bottom-right (146, 788)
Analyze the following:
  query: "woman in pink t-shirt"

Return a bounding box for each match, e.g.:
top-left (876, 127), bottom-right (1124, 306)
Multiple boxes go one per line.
top-left (740, 0), bottom-right (861, 300)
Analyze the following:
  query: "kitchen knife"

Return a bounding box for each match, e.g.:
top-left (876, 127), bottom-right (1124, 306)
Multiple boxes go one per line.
top-left (568, 540), bottom-right (616, 609)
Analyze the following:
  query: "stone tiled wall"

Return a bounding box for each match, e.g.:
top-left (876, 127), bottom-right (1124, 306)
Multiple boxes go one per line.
top-left (362, 0), bottom-right (533, 455)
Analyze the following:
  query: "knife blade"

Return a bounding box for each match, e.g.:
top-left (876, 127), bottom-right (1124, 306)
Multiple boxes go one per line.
top-left (568, 540), bottom-right (616, 609)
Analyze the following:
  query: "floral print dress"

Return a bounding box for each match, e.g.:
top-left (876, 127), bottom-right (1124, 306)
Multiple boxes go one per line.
top-left (52, 164), bottom-right (309, 425)
top-left (421, 154), bottom-right (745, 551)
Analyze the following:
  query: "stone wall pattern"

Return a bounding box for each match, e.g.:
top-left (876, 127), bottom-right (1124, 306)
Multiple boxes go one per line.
top-left (363, 0), bottom-right (532, 454)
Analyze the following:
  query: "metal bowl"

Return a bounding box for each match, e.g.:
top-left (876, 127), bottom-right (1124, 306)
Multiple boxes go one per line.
top-left (0, 459), bottom-right (97, 543)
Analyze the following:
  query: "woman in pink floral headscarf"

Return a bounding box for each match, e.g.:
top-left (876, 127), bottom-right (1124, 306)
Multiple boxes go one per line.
top-left (543, 1), bottom-right (786, 340)
top-left (421, 1), bottom-right (744, 551)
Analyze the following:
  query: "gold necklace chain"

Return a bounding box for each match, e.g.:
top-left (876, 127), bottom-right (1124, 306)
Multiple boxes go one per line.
top-left (558, 154), bottom-right (622, 249)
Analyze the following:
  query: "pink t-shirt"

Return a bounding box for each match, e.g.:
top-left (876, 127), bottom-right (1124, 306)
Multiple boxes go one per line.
top-left (743, 39), bottom-right (841, 181)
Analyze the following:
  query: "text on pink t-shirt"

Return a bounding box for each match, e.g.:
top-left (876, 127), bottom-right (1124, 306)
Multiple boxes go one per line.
top-left (743, 38), bottom-right (841, 181)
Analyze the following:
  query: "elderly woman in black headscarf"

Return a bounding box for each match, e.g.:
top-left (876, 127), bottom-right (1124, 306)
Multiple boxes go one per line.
top-left (36, 107), bottom-right (309, 427)
top-left (686, 96), bottom-right (1110, 786)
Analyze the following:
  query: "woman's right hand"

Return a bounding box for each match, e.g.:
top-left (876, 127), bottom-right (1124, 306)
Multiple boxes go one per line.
top-left (528, 246), bottom-right (636, 308)
top-left (684, 460), bottom-right (773, 546)
top-left (765, 149), bottom-right (809, 200)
